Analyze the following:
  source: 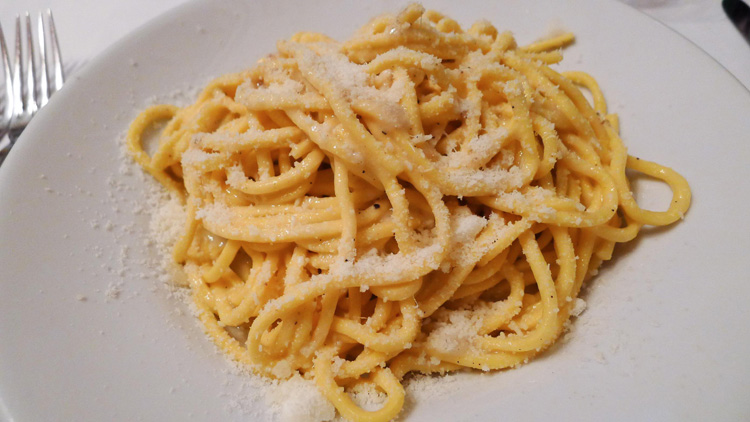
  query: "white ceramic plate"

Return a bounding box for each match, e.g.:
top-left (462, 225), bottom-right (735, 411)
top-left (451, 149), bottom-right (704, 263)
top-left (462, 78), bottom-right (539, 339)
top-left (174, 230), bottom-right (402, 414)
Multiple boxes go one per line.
top-left (1, 0), bottom-right (749, 420)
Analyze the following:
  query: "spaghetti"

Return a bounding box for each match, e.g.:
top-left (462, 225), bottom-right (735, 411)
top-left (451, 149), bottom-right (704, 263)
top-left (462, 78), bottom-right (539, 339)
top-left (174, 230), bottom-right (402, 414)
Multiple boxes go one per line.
top-left (127, 4), bottom-right (691, 421)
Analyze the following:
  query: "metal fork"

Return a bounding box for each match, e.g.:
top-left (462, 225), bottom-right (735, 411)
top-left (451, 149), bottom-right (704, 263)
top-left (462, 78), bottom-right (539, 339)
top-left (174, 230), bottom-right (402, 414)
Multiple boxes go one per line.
top-left (0, 10), bottom-right (64, 165)
top-left (0, 24), bottom-right (12, 155)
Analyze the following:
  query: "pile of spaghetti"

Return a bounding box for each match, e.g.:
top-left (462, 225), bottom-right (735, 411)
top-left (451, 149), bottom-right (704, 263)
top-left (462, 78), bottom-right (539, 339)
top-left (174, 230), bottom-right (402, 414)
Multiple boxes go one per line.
top-left (127, 4), bottom-right (690, 421)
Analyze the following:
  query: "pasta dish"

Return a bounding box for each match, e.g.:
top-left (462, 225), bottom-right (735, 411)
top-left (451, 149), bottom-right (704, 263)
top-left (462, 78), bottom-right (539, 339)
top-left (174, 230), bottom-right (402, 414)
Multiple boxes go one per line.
top-left (127, 4), bottom-right (691, 421)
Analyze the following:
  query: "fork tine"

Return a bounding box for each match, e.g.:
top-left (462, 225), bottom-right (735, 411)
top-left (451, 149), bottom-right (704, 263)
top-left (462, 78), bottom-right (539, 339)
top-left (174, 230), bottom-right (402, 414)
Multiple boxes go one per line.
top-left (0, 22), bottom-right (13, 132)
top-left (47, 10), bottom-right (64, 95)
top-left (22, 13), bottom-right (38, 116)
top-left (11, 16), bottom-right (22, 119)
top-left (37, 13), bottom-right (49, 107)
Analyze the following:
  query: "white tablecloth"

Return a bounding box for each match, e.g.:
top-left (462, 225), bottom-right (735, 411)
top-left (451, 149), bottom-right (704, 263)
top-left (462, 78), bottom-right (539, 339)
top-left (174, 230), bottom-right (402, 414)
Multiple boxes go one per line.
top-left (2, 0), bottom-right (749, 89)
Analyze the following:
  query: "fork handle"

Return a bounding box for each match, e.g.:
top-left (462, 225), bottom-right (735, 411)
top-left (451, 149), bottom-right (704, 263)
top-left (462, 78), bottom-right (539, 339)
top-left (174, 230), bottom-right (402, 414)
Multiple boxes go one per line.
top-left (8, 129), bottom-right (23, 144)
top-left (0, 136), bottom-right (11, 166)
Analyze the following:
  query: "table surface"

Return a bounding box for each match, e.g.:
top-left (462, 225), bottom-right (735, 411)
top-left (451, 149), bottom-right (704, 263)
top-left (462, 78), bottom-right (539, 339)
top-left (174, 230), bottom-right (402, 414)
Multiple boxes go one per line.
top-left (1, 0), bottom-right (749, 91)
